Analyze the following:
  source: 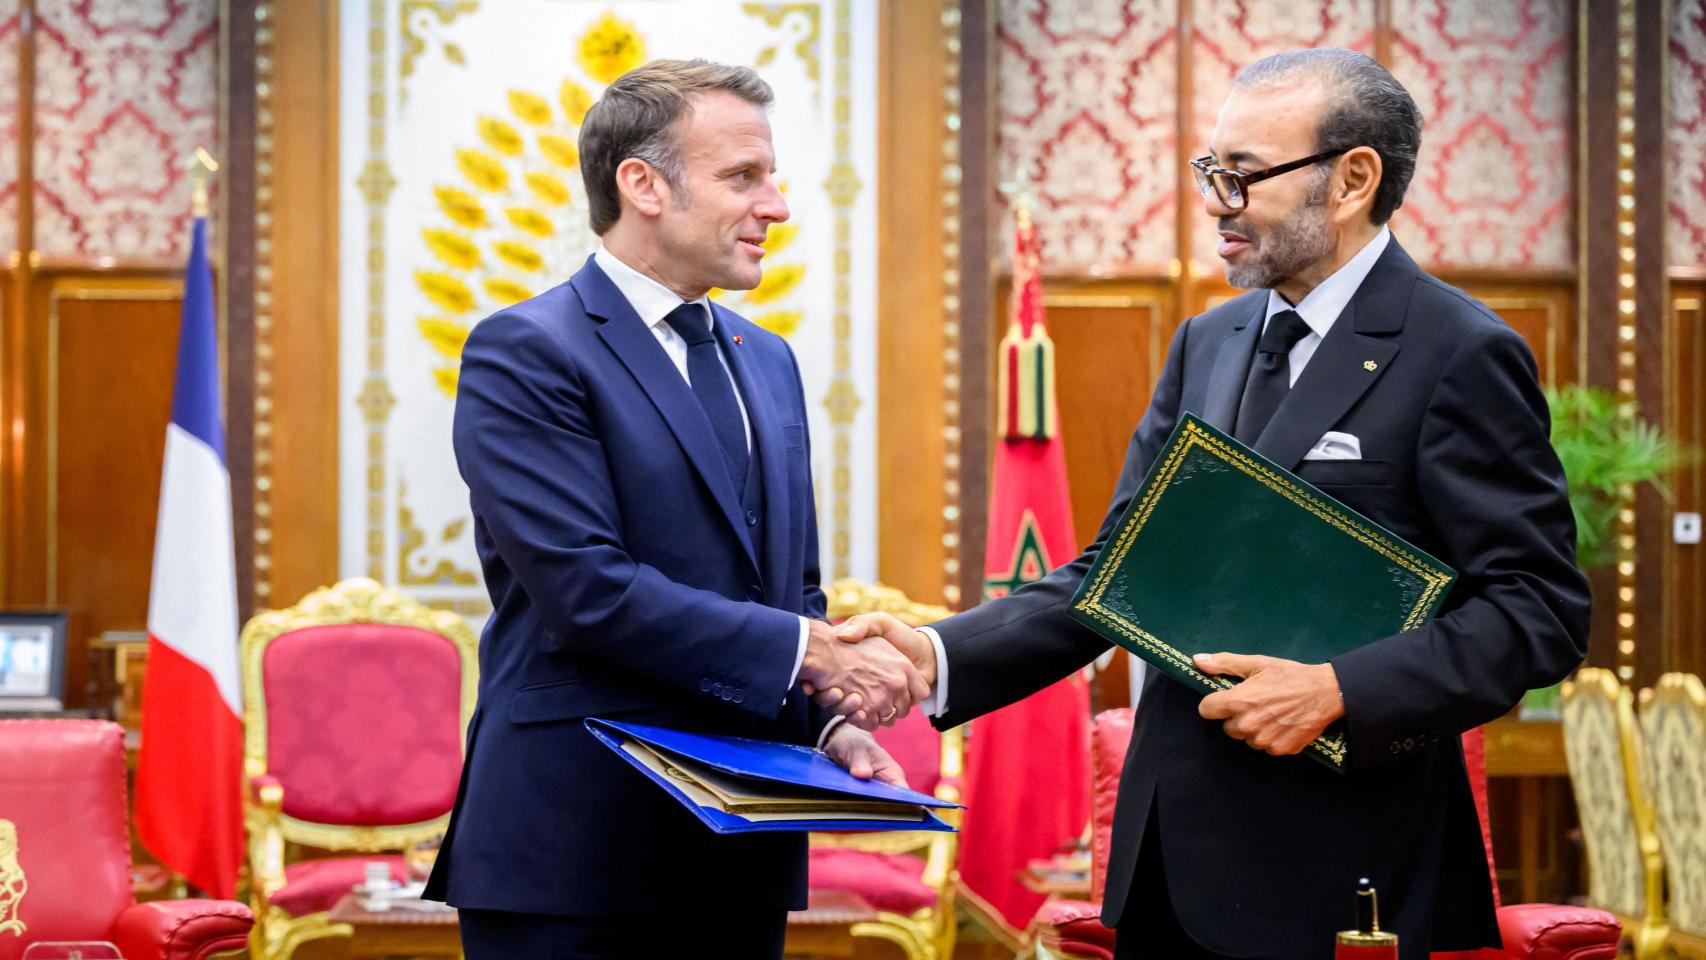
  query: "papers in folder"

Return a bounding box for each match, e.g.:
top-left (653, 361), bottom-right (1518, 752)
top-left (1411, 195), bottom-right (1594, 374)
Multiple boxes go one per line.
top-left (586, 718), bottom-right (960, 834)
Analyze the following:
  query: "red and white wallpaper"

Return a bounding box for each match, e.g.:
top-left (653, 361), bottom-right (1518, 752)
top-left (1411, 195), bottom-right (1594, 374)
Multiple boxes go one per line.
top-left (1188, 0), bottom-right (1377, 269)
top-left (1389, 0), bottom-right (1573, 271)
top-left (32, 0), bottom-right (217, 259)
top-left (996, 0), bottom-right (1179, 273)
top-left (1672, 0), bottom-right (1706, 269)
top-left (0, 0), bottom-right (20, 256)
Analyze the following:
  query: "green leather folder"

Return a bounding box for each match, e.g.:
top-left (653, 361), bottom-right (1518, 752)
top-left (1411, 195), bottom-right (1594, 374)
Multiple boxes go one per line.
top-left (1068, 413), bottom-right (1455, 770)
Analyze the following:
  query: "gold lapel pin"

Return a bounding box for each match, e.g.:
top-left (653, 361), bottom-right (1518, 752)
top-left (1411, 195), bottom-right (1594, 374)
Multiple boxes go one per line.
top-left (1363, 360), bottom-right (1378, 372)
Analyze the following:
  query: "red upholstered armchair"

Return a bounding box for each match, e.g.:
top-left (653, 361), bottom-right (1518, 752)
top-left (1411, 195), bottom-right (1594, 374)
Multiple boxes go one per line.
top-left (815, 580), bottom-right (963, 960)
top-left (240, 578), bottom-right (477, 960)
top-left (1034, 714), bottom-right (1620, 960)
top-left (0, 719), bottom-right (252, 960)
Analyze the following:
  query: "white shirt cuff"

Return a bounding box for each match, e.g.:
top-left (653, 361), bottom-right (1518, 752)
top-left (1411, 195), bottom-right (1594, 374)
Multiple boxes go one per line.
top-left (918, 625), bottom-right (949, 717)
top-left (816, 714), bottom-right (845, 750)
top-left (784, 615), bottom-right (811, 706)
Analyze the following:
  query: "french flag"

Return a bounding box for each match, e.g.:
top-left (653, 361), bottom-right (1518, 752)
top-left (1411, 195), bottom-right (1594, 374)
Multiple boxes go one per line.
top-left (134, 216), bottom-right (243, 899)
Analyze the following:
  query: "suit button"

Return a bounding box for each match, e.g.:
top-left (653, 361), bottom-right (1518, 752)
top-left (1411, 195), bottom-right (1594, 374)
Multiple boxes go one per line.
top-left (1403, 738), bottom-right (1415, 750)
top-left (1390, 742), bottom-right (1401, 753)
top-left (733, 690), bottom-right (745, 704)
top-left (710, 683), bottom-right (723, 697)
top-left (700, 678), bottom-right (713, 692)
top-left (720, 688), bottom-right (735, 701)
top-left (746, 510), bottom-right (759, 526)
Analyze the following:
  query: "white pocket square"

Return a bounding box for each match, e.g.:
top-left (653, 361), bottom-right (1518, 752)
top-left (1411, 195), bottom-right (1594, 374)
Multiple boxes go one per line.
top-left (1303, 431), bottom-right (1362, 461)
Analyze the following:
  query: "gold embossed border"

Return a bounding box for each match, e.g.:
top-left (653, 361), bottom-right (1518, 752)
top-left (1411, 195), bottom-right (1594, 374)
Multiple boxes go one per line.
top-left (1071, 417), bottom-right (1456, 768)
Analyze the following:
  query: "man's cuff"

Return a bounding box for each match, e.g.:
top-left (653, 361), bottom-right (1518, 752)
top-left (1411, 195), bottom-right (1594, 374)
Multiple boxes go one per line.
top-left (784, 615), bottom-right (811, 706)
top-left (816, 714), bottom-right (845, 750)
top-left (918, 625), bottom-right (949, 717)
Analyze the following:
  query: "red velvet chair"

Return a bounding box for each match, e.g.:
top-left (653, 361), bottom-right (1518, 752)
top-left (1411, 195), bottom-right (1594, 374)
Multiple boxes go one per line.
top-left (239, 578), bottom-right (477, 960)
top-left (812, 580), bottom-right (963, 960)
top-left (1034, 713), bottom-right (1621, 960)
top-left (0, 719), bottom-right (252, 959)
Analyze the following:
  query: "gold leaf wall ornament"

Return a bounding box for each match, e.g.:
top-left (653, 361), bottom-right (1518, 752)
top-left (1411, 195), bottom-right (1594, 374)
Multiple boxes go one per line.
top-left (753, 310), bottom-right (804, 338)
top-left (484, 277), bottom-right (536, 305)
top-left (422, 228), bottom-right (481, 270)
top-left (509, 89), bottom-right (553, 126)
top-left (398, 482), bottom-right (481, 585)
top-left (524, 171), bottom-right (571, 206)
top-left (433, 186), bottom-right (488, 229)
top-left (560, 80), bottom-right (595, 125)
top-left (741, 3), bottom-right (822, 89)
top-left (418, 317), bottom-right (472, 358)
top-left (761, 222), bottom-right (800, 255)
top-left (743, 263), bottom-right (805, 305)
top-left (538, 134), bottom-right (580, 170)
top-left (398, 0), bottom-right (479, 102)
top-left (578, 13), bottom-right (646, 85)
top-left (432, 366), bottom-right (460, 397)
top-left (456, 149), bottom-right (509, 192)
top-left (477, 116), bottom-right (525, 156)
top-left (416, 271), bottom-right (477, 314)
top-left (504, 206), bottom-right (556, 237)
top-left (493, 240), bottom-right (546, 273)
top-left (0, 819), bottom-right (25, 937)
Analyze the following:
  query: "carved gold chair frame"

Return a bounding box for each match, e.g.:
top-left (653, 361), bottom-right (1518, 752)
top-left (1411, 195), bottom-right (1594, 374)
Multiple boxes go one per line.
top-left (1563, 667), bottom-right (1667, 960)
top-left (240, 577), bottom-right (478, 960)
top-left (1639, 672), bottom-right (1706, 959)
top-left (818, 579), bottom-right (962, 960)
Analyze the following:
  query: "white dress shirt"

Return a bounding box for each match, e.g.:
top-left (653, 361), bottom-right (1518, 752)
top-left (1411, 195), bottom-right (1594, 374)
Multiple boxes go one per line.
top-left (593, 246), bottom-right (812, 717)
top-left (915, 226), bottom-right (1393, 717)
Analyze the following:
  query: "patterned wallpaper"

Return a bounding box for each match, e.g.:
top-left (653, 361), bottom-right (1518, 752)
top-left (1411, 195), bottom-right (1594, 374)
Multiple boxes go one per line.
top-left (1672, 0), bottom-right (1706, 269)
top-left (1389, 0), bottom-right (1574, 270)
top-left (33, 0), bottom-right (217, 259)
top-left (995, 0), bottom-right (1580, 274)
top-left (0, 0), bottom-right (18, 257)
top-left (996, 0), bottom-right (1179, 273)
top-left (1189, 0), bottom-right (1376, 270)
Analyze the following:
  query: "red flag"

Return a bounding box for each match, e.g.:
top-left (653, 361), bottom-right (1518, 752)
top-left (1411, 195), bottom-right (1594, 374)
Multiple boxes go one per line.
top-left (955, 206), bottom-right (1092, 945)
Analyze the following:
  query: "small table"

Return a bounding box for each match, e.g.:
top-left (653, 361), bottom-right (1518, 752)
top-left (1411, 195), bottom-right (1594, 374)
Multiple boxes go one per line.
top-left (327, 893), bottom-right (461, 960)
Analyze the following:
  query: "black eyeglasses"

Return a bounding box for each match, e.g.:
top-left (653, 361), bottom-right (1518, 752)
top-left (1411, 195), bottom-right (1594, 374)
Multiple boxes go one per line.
top-left (1189, 148), bottom-right (1350, 211)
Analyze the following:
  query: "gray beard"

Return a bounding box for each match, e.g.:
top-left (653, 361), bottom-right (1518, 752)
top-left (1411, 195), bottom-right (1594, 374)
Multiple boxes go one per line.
top-left (1224, 195), bottom-right (1335, 291)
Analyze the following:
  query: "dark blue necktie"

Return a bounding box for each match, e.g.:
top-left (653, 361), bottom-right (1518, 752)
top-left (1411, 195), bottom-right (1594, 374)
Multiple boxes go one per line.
top-left (664, 302), bottom-right (749, 486)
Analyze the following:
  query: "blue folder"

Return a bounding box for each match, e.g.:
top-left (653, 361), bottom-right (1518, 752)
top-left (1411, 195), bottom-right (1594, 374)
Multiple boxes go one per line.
top-left (586, 718), bottom-right (960, 834)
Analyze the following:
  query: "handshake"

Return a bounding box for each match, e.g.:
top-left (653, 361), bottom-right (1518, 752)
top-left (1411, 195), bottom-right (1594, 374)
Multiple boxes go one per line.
top-left (798, 614), bottom-right (937, 731)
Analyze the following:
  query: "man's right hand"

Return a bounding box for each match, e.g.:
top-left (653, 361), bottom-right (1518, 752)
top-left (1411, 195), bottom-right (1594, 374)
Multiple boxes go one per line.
top-left (798, 619), bottom-right (930, 730)
top-left (829, 613), bottom-right (938, 690)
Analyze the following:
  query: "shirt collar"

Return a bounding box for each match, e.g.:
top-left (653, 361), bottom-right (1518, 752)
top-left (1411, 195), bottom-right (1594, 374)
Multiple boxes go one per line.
top-left (1263, 225), bottom-right (1391, 339)
top-left (594, 244), bottom-right (714, 332)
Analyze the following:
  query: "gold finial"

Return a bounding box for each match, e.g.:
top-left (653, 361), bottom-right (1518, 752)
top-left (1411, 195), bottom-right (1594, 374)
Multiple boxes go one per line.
top-left (188, 146), bottom-right (219, 219)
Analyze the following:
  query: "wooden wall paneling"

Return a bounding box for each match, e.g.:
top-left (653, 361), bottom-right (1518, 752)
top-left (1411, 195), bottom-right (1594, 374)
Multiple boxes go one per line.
top-left (222, 0), bottom-right (257, 620)
top-left (263, 0), bottom-right (340, 609)
top-left (1447, 279), bottom-right (1577, 391)
top-left (35, 272), bottom-right (183, 709)
top-left (2, 0), bottom-right (32, 606)
top-left (1633, 0), bottom-right (1670, 690)
top-left (876, 0), bottom-right (950, 606)
top-left (955, 0), bottom-right (995, 610)
top-left (1666, 283), bottom-right (1705, 676)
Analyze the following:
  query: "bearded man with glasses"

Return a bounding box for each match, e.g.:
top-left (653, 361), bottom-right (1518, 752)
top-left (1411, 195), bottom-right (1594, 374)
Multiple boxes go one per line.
top-left (834, 48), bottom-right (1588, 959)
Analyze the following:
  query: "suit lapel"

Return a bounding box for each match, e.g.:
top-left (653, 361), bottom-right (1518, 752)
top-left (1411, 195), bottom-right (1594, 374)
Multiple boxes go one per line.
top-left (1252, 240), bottom-right (1418, 469)
top-left (574, 258), bottom-right (759, 576)
top-left (712, 301), bottom-right (793, 597)
top-left (1200, 297), bottom-right (1265, 432)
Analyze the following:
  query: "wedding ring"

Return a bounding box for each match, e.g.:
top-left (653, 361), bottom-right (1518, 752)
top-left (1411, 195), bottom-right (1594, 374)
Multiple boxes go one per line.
top-left (880, 706), bottom-right (898, 722)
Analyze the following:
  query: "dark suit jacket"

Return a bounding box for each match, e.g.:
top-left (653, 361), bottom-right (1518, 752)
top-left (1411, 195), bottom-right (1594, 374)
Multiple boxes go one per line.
top-left (423, 256), bottom-right (831, 917)
top-left (929, 240), bottom-right (1589, 959)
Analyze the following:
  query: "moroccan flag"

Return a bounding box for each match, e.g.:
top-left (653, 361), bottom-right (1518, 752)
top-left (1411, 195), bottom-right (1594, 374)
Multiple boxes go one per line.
top-left (134, 216), bottom-right (244, 898)
top-left (955, 206), bottom-right (1092, 945)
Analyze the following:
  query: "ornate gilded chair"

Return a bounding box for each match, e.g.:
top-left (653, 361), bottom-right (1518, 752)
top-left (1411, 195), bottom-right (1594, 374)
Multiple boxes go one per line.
top-left (1639, 673), bottom-right (1706, 958)
top-left (0, 719), bottom-right (252, 960)
top-left (1562, 667), bottom-right (1667, 960)
top-left (1033, 708), bottom-right (1132, 960)
top-left (240, 578), bottom-right (477, 960)
top-left (812, 579), bottom-right (962, 960)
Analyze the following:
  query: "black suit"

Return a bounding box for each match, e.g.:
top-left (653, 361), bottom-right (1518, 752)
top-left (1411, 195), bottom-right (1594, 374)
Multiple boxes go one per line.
top-left (930, 240), bottom-right (1588, 959)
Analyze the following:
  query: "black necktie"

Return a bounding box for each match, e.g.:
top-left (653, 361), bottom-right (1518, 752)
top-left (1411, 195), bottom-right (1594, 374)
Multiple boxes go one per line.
top-left (1233, 309), bottom-right (1313, 446)
top-left (663, 303), bottom-right (749, 486)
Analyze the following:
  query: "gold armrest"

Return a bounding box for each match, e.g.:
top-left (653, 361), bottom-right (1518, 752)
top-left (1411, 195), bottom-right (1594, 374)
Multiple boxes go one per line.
top-left (244, 774), bottom-right (288, 910)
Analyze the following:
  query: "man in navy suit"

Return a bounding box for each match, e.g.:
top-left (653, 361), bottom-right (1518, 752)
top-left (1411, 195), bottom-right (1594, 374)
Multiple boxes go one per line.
top-left (835, 49), bottom-right (1589, 959)
top-left (423, 60), bottom-right (925, 959)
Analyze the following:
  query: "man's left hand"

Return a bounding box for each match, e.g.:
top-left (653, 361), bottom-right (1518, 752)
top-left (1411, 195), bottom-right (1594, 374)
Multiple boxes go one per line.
top-left (822, 722), bottom-right (909, 788)
top-left (1195, 653), bottom-right (1345, 756)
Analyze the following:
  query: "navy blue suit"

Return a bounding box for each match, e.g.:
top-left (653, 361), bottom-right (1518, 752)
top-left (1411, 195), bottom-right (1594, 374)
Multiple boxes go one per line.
top-left (423, 257), bottom-right (830, 933)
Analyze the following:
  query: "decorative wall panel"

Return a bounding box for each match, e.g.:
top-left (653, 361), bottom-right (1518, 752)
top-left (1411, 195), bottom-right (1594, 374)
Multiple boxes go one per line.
top-left (32, 0), bottom-right (217, 259)
top-left (1390, 0), bottom-right (1573, 270)
top-left (1671, 0), bottom-right (1706, 269)
top-left (0, 0), bottom-right (19, 257)
top-left (996, 0), bottom-right (1177, 273)
top-left (1188, 0), bottom-right (1375, 270)
top-left (338, 1), bottom-right (879, 616)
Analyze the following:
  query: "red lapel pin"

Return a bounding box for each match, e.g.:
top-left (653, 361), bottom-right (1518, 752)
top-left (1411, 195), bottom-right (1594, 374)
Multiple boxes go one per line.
top-left (733, 335), bottom-right (743, 345)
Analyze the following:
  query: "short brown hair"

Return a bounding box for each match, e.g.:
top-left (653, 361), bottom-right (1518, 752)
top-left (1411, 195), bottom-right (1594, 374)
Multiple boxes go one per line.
top-left (579, 59), bottom-right (774, 235)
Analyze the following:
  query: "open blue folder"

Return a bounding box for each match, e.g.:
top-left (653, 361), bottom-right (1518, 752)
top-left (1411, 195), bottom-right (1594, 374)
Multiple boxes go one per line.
top-left (586, 718), bottom-right (960, 835)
